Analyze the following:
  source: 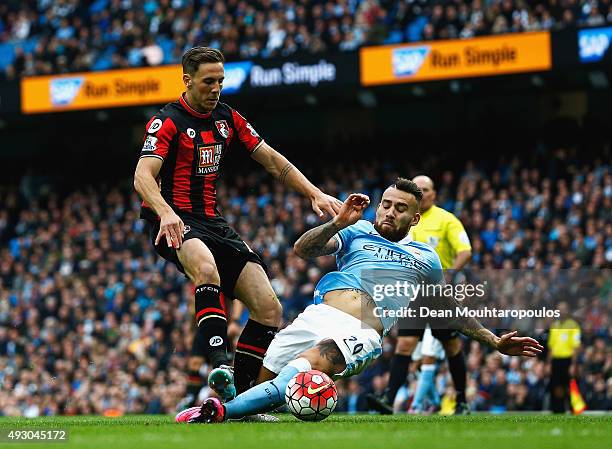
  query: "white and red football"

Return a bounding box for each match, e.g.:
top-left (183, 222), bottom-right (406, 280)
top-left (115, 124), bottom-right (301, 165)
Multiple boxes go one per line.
top-left (285, 370), bottom-right (338, 421)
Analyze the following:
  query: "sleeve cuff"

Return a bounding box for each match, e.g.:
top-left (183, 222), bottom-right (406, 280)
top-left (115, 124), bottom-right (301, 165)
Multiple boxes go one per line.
top-left (139, 154), bottom-right (165, 161)
top-left (331, 233), bottom-right (343, 255)
top-left (249, 139), bottom-right (265, 154)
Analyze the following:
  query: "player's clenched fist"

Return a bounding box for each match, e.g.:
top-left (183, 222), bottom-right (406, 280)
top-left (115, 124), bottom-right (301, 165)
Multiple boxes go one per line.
top-left (156, 210), bottom-right (185, 248)
top-left (332, 193), bottom-right (370, 229)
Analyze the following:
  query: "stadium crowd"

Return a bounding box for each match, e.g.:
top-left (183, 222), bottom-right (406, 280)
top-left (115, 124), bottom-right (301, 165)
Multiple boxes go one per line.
top-left (2, 0), bottom-right (612, 78)
top-left (0, 148), bottom-right (610, 416)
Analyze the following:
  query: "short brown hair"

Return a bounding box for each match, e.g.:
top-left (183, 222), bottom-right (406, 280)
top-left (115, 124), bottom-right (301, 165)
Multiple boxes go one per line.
top-left (392, 177), bottom-right (423, 203)
top-left (182, 47), bottom-right (225, 75)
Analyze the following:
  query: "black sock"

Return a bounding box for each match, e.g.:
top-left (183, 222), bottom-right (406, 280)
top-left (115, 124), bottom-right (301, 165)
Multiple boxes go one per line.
top-left (187, 333), bottom-right (207, 401)
top-left (385, 354), bottom-right (412, 404)
top-left (234, 319), bottom-right (278, 393)
top-left (186, 366), bottom-right (204, 401)
top-left (193, 284), bottom-right (229, 369)
top-left (448, 351), bottom-right (467, 404)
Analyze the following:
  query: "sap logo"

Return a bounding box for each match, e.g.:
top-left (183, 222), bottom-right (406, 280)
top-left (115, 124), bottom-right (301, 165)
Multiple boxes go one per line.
top-left (579, 27), bottom-right (612, 63)
top-left (50, 77), bottom-right (84, 106)
top-left (392, 47), bottom-right (430, 77)
top-left (223, 61), bottom-right (253, 94)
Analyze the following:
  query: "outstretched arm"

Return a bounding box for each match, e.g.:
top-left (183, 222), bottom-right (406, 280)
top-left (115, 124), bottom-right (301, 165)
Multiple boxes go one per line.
top-left (294, 193), bottom-right (370, 259)
top-left (460, 326), bottom-right (542, 357)
top-left (251, 143), bottom-right (342, 218)
top-left (427, 295), bottom-right (543, 357)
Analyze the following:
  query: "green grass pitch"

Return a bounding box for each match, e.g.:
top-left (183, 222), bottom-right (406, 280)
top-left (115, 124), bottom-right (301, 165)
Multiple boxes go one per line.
top-left (0, 414), bottom-right (610, 449)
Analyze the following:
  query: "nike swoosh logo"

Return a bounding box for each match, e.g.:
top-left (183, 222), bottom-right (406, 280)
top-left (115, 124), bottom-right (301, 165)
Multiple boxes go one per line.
top-left (307, 384), bottom-right (330, 395)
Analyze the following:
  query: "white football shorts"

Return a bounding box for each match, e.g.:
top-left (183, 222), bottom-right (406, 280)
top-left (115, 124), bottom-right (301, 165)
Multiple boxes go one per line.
top-left (263, 303), bottom-right (382, 379)
top-left (412, 326), bottom-right (446, 361)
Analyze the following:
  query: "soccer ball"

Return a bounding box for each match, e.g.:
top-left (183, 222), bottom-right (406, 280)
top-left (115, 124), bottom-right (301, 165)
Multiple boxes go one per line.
top-left (285, 370), bottom-right (338, 421)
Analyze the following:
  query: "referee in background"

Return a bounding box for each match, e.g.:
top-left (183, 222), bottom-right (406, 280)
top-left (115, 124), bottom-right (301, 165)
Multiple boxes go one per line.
top-left (369, 175), bottom-right (473, 414)
top-left (548, 301), bottom-right (581, 413)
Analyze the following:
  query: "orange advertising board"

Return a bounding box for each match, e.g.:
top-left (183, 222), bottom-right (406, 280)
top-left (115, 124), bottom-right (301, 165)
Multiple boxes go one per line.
top-left (360, 32), bottom-right (551, 86)
top-left (21, 65), bottom-right (185, 114)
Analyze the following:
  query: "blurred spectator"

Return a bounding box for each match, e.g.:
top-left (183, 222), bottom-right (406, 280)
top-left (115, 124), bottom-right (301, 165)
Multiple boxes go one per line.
top-left (2, 0), bottom-right (612, 79)
top-left (336, 379), bottom-right (368, 413)
top-left (0, 142), bottom-right (609, 416)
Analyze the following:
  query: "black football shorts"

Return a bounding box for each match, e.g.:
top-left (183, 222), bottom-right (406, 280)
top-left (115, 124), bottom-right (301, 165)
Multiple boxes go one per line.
top-left (147, 212), bottom-right (264, 297)
top-left (397, 326), bottom-right (459, 341)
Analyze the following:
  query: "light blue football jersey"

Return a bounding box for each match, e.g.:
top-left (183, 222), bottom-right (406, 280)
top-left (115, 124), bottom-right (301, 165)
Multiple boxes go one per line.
top-left (313, 220), bottom-right (443, 334)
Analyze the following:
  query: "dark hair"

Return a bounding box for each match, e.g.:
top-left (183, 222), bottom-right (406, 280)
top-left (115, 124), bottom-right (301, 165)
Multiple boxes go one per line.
top-left (182, 47), bottom-right (225, 75)
top-left (392, 177), bottom-right (423, 203)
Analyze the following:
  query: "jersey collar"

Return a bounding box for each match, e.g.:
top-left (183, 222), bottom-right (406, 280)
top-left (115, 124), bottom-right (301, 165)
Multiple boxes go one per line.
top-left (398, 233), bottom-right (412, 245)
top-left (420, 205), bottom-right (435, 218)
top-left (179, 93), bottom-right (213, 119)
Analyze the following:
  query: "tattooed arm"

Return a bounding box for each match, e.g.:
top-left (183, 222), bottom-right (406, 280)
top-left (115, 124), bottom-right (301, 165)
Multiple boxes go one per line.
top-left (424, 293), bottom-right (544, 357)
top-left (462, 325), bottom-right (543, 357)
top-left (251, 142), bottom-right (342, 218)
top-left (453, 317), bottom-right (501, 349)
top-left (294, 193), bottom-right (371, 259)
top-left (294, 220), bottom-right (341, 258)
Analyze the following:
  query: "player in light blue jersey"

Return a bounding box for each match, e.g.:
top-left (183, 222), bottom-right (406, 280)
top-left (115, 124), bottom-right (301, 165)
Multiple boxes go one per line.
top-left (177, 178), bottom-right (543, 423)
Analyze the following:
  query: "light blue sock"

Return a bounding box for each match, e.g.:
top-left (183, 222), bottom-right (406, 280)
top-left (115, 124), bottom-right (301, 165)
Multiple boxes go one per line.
top-left (412, 364), bottom-right (435, 411)
top-left (428, 370), bottom-right (440, 407)
top-left (224, 358), bottom-right (311, 419)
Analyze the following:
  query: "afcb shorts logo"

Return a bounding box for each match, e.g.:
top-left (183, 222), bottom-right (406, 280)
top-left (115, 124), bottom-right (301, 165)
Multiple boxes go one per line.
top-left (209, 336), bottom-right (224, 347)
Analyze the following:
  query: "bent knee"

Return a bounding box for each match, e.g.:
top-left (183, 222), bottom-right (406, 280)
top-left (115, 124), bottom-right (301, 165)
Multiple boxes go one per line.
top-left (395, 336), bottom-right (418, 355)
top-left (300, 350), bottom-right (328, 373)
top-left (298, 343), bottom-right (345, 376)
top-left (249, 295), bottom-right (282, 326)
top-left (190, 261), bottom-right (220, 285)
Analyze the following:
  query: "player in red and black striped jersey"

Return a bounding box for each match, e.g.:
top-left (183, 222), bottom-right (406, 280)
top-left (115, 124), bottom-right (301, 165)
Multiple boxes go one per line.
top-left (134, 47), bottom-right (342, 408)
top-left (138, 90), bottom-right (263, 220)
